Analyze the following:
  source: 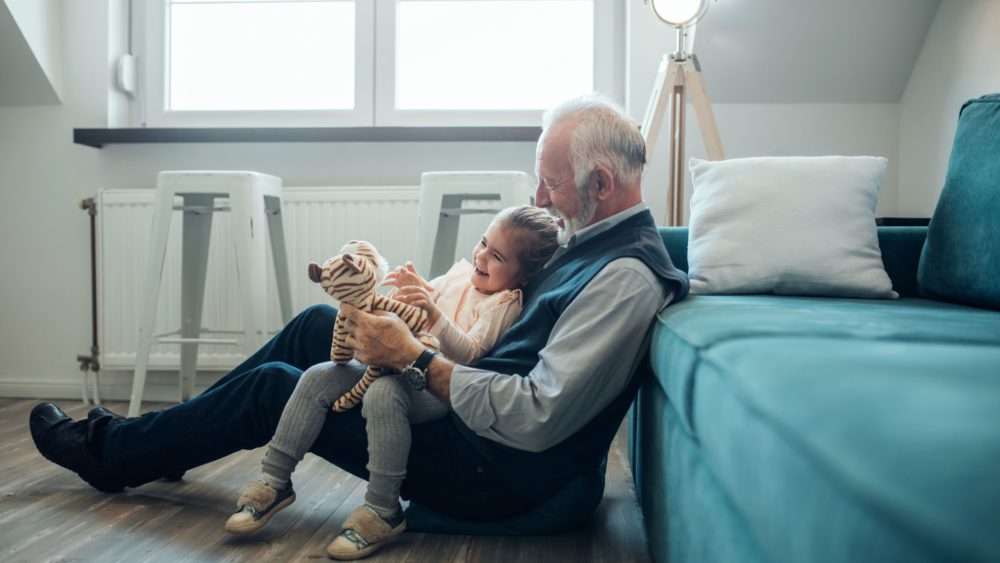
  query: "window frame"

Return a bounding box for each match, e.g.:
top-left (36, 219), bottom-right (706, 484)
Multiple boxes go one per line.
top-left (130, 0), bottom-right (619, 128)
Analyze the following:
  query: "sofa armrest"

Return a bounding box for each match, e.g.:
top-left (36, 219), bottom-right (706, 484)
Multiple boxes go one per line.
top-left (658, 227), bottom-right (689, 273)
top-left (877, 226), bottom-right (927, 298)
top-left (659, 226), bottom-right (926, 297)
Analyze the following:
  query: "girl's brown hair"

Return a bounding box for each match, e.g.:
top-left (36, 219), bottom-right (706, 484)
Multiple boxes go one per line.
top-left (492, 205), bottom-right (561, 280)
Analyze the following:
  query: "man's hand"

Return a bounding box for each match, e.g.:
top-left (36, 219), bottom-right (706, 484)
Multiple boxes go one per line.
top-left (339, 304), bottom-right (424, 371)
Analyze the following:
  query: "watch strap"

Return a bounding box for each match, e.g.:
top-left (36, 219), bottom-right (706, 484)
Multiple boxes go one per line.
top-left (412, 349), bottom-right (437, 372)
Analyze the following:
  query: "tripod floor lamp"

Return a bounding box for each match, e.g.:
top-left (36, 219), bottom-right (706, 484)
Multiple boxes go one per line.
top-left (641, 0), bottom-right (724, 226)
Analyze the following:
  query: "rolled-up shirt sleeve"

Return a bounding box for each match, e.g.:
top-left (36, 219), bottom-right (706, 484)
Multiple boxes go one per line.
top-left (449, 258), bottom-right (671, 452)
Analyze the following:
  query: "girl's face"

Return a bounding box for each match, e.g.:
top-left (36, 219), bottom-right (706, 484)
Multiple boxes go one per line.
top-left (470, 223), bottom-right (528, 294)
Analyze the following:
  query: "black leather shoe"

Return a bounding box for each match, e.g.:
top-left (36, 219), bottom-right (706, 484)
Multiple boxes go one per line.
top-left (30, 403), bottom-right (125, 493)
top-left (87, 406), bottom-right (122, 422)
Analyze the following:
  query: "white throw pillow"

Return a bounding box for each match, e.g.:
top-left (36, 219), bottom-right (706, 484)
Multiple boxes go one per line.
top-left (687, 156), bottom-right (897, 298)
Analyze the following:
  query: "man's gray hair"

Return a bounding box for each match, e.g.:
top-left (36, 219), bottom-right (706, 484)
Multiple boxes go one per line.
top-left (540, 93), bottom-right (647, 189)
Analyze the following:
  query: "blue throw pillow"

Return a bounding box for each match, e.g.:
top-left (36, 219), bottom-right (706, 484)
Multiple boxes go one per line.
top-left (404, 459), bottom-right (607, 535)
top-left (918, 94), bottom-right (1000, 310)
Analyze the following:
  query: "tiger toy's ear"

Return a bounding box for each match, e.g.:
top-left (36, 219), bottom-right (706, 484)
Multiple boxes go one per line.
top-left (341, 254), bottom-right (363, 274)
top-left (308, 262), bottom-right (323, 283)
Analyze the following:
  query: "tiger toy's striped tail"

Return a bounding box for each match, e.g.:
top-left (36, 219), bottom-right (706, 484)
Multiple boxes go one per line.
top-left (331, 331), bottom-right (441, 412)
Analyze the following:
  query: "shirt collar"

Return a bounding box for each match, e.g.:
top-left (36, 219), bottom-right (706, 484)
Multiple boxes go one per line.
top-left (547, 202), bottom-right (649, 265)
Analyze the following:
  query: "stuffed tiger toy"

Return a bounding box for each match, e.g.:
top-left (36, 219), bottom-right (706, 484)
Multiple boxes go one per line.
top-left (308, 240), bottom-right (439, 412)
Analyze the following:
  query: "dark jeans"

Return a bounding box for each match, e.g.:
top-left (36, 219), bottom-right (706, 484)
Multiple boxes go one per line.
top-left (100, 305), bottom-right (535, 520)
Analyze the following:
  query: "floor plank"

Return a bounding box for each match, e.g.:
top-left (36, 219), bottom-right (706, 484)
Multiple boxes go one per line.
top-left (2, 399), bottom-right (652, 562)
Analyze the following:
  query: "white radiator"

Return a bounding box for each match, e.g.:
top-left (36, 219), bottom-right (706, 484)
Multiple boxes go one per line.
top-left (96, 186), bottom-right (493, 371)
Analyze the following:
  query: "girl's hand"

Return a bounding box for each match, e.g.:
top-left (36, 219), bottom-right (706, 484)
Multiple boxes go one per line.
top-left (382, 262), bottom-right (432, 291)
top-left (394, 285), bottom-right (442, 327)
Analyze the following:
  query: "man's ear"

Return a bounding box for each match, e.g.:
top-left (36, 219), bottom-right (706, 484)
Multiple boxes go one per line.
top-left (592, 165), bottom-right (615, 200)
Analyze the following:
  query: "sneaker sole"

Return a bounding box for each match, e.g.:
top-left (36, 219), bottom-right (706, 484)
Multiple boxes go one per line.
top-left (326, 520), bottom-right (406, 560)
top-left (225, 493), bottom-right (296, 534)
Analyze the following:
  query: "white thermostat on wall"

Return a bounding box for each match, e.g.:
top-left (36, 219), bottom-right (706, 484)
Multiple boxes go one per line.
top-left (116, 53), bottom-right (137, 98)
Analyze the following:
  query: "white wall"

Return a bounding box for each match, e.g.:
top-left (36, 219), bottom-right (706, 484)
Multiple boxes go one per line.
top-left (897, 0), bottom-right (1000, 216)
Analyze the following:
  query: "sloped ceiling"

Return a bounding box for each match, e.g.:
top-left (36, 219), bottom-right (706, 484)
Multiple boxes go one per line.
top-left (0, 0), bottom-right (61, 106)
top-left (669, 0), bottom-right (941, 103)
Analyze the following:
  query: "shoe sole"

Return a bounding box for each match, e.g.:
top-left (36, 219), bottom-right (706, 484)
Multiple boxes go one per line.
top-left (225, 493), bottom-right (296, 534)
top-left (326, 520), bottom-right (406, 560)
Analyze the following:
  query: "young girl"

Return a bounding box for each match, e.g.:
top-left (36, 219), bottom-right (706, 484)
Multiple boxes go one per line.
top-left (224, 205), bottom-right (559, 559)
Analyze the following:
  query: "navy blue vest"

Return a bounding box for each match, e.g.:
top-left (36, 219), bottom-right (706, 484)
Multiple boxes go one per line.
top-left (452, 209), bottom-right (689, 500)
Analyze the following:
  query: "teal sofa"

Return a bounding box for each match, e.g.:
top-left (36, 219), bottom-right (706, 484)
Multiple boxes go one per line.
top-left (629, 94), bottom-right (1000, 563)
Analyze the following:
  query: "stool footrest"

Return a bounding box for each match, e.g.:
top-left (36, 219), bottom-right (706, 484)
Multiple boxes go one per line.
top-left (156, 337), bottom-right (240, 345)
top-left (440, 207), bottom-right (502, 217)
top-left (172, 204), bottom-right (231, 213)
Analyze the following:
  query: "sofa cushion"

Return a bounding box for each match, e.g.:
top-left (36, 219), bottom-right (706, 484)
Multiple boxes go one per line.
top-left (691, 337), bottom-right (1000, 563)
top-left (649, 294), bottom-right (1000, 433)
top-left (686, 156), bottom-right (896, 299)
top-left (918, 93), bottom-right (1000, 310)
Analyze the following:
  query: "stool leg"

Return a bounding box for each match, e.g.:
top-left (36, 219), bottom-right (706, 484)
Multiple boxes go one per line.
top-left (264, 195), bottom-right (293, 324)
top-left (414, 186), bottom-right (444, 279)
top-left (431, 194), bottom-right (464, 278)
top-left (179, 194), bottom-right (214, 402)
top-left (80, 370), bottom-right (90, 406)
top-left (501, 172), bottom-right (534, 208)
top-left (229, 187), bottom-right (269, 354)
top-left (129, 188), bottom-right (175, 417)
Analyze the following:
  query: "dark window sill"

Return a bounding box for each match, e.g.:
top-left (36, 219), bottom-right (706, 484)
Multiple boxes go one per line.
top-left (73, 126), bottom-right (543, 148)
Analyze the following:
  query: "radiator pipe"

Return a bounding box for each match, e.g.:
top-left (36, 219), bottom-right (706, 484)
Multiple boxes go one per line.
top-left (77, 197), bottom-right (101, 405)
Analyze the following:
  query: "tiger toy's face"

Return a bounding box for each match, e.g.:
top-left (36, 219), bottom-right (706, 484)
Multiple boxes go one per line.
top-left (307, 240), bottom-right (389, 308)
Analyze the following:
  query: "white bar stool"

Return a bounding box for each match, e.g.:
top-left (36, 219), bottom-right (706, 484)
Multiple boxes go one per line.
top-left (414, 171), bottom-right (535, 279)
top-left (128, 171), bottom-right (293, 416)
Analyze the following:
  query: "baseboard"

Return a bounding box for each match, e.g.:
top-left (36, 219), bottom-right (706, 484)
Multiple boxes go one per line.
top-left (0, 371), bottom-right (225, 402)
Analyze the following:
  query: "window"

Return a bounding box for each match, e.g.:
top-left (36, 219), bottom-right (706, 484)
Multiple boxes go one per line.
top-left (169, 1), bottom-right (357, 111)
top-left (132, 0), bottom-right (619, 128)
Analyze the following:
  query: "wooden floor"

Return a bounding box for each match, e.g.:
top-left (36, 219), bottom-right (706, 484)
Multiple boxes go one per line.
top-left (1, 399), bottom-right (652, 562)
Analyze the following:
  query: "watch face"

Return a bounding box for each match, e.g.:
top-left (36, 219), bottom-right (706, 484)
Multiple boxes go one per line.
top-left (402, 367), bottom-right (426, 390)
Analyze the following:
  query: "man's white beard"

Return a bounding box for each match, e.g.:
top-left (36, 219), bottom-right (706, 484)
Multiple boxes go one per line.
top-left (550, 181), bottom-right (598, 245)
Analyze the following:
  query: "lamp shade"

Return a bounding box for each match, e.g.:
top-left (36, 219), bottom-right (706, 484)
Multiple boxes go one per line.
top-left (650, 0), bottom-right (709, 27)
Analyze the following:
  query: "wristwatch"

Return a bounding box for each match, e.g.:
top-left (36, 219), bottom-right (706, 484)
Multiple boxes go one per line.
top-left (402, 349), bottom-right (437, 391)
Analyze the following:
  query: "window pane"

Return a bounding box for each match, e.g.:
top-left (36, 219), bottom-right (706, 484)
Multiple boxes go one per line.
top-left (169, 1), bottom-right (355, 111)
top-left (395, 1), bottom-right (593, 111)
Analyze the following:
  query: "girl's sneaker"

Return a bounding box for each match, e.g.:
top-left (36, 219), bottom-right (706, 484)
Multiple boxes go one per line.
top-left (326, 505), bottom-right (406, 560)
top-left (224, 480), bottom-right (296, 534)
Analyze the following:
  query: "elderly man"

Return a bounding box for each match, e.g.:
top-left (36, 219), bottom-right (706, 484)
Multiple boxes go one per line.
top-left (30, 93), bottom-right (688, 551)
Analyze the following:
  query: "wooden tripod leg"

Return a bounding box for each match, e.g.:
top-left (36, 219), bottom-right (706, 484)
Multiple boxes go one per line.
top-left (641, 56), bottom-right (685, 225)
top-left (641, 54), bottom-right (724, 226)
top-left (641, 55), bottom-right (683, 159)
top-left (683, 57), bottom-right (725, 161)
top-left (667, 79), bottom-right (686, 226)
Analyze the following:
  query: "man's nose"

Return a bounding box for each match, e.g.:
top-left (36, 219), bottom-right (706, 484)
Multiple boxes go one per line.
top-left (535, 181), bottom-right (550, 207)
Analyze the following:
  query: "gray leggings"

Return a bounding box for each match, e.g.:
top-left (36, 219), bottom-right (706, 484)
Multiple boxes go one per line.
top-left (264, 361), bottom-right (448, 512)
